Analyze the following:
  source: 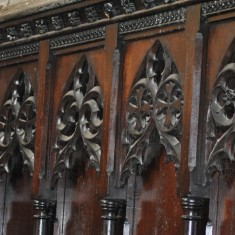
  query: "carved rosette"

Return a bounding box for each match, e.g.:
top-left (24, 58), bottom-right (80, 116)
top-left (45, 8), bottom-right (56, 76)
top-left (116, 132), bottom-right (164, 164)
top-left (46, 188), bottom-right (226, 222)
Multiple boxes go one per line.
top-left (51, 57), bottom-right (103, 188)
top-left (207, 61), bottom-right (235, 176)
top-left (0, 72), bottom-right (36, 176)
top-left (120, 41), bottom-right (183, 186)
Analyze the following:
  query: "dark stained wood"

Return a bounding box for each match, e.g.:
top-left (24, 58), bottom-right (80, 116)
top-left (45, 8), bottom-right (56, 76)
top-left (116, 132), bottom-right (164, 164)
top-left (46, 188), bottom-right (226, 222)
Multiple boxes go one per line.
top-left (1, 1), bottom-right (235, 234)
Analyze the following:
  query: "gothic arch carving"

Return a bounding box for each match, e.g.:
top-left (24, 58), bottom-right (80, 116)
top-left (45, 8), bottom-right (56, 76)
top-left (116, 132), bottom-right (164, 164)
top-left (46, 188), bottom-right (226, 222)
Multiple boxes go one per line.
top-left (51, 56), bottom-right (104, 189)
top-left (0, 69), bottom-right (36, 177)
top-left (206, 39), bottom-right (235, 176)
top-left (120, 40), bottom-right (183, 187)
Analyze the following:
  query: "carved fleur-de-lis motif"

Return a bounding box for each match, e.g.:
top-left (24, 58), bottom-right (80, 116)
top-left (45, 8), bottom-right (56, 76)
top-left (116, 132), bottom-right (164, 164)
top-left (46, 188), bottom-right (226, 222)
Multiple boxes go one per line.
top-left (0, 71), bottom-right (36, 176)
top-left (51, 57), bottom-right (103, 189)
top-left (120, 41), bottom-right (183, 186)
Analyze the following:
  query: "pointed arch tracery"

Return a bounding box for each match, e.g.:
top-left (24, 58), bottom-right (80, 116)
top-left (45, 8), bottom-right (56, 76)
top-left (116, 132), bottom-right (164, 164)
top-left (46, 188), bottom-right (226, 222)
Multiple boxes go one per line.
top-left (51, 56), bottom-right (104, 189)
top-left (206, 39), bottom-right (235, 176)
top-left (0, 69), bottom-right (36, 177)
top-left (120, 40), bottom-right (184, 186)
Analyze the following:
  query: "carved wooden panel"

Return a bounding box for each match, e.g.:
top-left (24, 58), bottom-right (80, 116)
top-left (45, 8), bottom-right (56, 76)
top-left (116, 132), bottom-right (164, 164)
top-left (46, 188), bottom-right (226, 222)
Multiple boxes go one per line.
top-left (48, 48), bottom-right (108, 235)
top-left (0, 62), bottom-right (38, 235)
top-left (120, 40), bottom-right (183, 186)
top-left (205, 19), bottom-right (235, 235)
top-left (1, 1), bottom-right (235, 235)
top-left (0, 69), bottom-right (36, 177)
top-left (206, 40), bottom-right (235, 176)
top-left (51, 56), bottom-right (104, 188)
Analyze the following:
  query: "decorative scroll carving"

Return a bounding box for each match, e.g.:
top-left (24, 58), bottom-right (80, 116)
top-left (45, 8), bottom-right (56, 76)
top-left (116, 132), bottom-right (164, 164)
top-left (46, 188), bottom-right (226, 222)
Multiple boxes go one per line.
top-left (120, 41), bottom-right (183, 186)
top-left (119, 8), bottom-right (186, 34)
top-left (202, 0), bottom-right (235, 16)
top-left (51, 57), bottom-right (103, 188)
top-left (0, 71), bottom-right (36, 176)
top-left (206, 54), bottom-right (235, 176)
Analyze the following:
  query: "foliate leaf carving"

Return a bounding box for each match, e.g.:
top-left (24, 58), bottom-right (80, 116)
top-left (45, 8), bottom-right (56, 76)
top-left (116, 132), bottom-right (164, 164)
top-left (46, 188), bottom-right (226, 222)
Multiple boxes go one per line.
top-left (51, 57), bottom-right (103, 188)
top-left (0, 71), bottom-right (36, 177)
top-left (120, 41), bottom-right (183, 186)
top-left (121, 0), bottom-right (136, 14)
top-left (207, 60), bottom-right (235, 176)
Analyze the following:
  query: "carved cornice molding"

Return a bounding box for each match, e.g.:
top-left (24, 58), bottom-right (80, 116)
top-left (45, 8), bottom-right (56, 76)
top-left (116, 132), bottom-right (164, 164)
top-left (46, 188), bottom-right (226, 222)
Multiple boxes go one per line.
top-left (119, 7), bottom-right (186, 34)
top-left (202, 0), bottom-right (235, 16)
top-left (0, 1), bottom-right (181, 47)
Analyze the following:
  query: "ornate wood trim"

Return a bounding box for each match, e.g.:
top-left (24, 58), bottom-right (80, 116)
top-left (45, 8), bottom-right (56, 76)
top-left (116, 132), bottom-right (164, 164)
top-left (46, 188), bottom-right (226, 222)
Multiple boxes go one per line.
top-left (49, 26), bottom-right (106, 49)
top-left (119, 7), bottom-right (186, 34)
top-left (0, 1), bottom-right (185, 49)
top-left (0, 42), bottom-right (39, 61)
top-left (0, 70), bottom-right (36, 177)
top-left (202, 0), bottom-right (235, 16)
top-left (50, 56), bottom-right (104, 189)
top-left (120, 40), bottom-right (183, 187)
top-left (206, 39), bottom-right (235, 177)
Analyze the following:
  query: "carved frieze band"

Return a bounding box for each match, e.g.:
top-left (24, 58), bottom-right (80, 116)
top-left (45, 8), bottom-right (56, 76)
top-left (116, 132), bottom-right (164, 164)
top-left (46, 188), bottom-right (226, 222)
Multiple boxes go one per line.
top-left (51, 57), bottom-right (103, 188)
top-left (206, 40), bottom-right (235, 176)
top-left (0, 1), bottom-right (180, 46)
top-left (50, 26), bottom-right (106, 49)
top-left (0, 42), bottom-right (39, 61)
top-left (120, 40), bottom-right (183, 186)
top-left (202, 0), bottom-right (235, 16)
top-left (0, 71), bottom-right (36, 176)
top-left (119, 7), bottom-right (186, 34)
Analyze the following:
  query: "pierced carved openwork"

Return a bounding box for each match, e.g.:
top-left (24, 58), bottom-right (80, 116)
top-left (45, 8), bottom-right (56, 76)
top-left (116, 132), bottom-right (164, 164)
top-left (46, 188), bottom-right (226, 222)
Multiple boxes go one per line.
top-left (120, 41), bottom-right (183, 186)
top-left (206, 40), bottom-right (235, 176)
top-left (0, 71), bottom-right (36, 177)
top-left (51, 57), bottom-right (103, 188)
